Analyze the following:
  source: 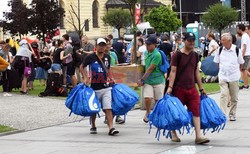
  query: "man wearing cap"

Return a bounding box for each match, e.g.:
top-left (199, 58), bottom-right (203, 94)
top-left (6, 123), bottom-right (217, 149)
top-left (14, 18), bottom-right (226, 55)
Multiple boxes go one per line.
top-left (166, 32), bottom-right (210, 144)
top-left (137, 36), bottom-right (165, 123)
top-left (80, 38), bottom-right (119, 136)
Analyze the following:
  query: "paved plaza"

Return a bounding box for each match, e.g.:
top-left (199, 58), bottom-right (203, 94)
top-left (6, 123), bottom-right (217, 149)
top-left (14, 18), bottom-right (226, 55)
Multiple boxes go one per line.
top-left (0, 90), bottom-right (249, 154)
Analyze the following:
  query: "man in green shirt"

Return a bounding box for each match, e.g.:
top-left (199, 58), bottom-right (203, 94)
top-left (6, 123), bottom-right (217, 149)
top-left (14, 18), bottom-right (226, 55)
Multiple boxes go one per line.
top-left (105, 38), bottom-right (118, 66)
top-left (137, 36), bottom-right (165, 123)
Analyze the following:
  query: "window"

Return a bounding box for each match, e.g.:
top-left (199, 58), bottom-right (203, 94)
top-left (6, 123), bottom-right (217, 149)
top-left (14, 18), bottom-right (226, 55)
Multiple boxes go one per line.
top-left (85, 19), bottom-right (89, 31)
top-left (92, 0), bottom-right (99, 28)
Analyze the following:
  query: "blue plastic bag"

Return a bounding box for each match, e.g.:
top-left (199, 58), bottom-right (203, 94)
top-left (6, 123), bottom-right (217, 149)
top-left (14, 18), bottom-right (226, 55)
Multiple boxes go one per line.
top-left (200, 94), bottom-right (227, 134)
top-left (148, 94), bottom-right (192, 141)
top-left (65, 83), bottom-right (101, 117)
top-left (112, 84), bottom-right (139, 115)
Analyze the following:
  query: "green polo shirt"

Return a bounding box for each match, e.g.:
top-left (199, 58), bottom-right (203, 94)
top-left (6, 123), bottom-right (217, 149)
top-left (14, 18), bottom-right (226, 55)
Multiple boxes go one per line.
top-left (144, 49), bottom-right (164, 85)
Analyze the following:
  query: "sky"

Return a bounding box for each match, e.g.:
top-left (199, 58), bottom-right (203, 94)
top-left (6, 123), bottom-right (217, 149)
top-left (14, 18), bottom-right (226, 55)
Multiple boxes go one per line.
top-left (0, 0), bottom-right (10, 20)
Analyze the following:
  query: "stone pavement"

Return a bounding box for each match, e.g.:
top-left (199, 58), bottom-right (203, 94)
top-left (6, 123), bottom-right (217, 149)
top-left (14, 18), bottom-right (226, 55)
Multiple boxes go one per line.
top-left (0, 90), bottom-right (250, 154)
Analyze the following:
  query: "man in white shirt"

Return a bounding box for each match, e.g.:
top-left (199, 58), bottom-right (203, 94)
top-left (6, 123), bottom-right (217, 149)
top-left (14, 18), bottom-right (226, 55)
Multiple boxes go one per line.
top-left (214, 33), bottom-right (244, 121)
top-left (237, 24), bottom-right (250, 89)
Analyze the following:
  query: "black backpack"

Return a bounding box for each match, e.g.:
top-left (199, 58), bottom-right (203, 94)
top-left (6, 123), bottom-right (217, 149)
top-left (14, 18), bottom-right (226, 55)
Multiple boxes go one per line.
top-left (39, 73), bottom-right (67, 97)
top-left (219, 46), bottom-right (239, 56)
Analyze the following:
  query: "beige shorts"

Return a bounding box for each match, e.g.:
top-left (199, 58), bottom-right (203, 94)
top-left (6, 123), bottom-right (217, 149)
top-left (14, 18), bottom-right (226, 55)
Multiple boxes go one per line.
top-left (143, 83), bottom-right (165, 100)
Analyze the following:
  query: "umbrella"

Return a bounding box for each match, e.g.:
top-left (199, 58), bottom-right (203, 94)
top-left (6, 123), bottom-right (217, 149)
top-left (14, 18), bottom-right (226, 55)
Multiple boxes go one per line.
top-left (201, 56), bottom-right (219, 76)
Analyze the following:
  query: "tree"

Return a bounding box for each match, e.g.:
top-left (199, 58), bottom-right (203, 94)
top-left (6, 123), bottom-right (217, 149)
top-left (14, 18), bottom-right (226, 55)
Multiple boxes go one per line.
top-left (0, 0), bottom-right (31, 38)
top-left (30, 0), bottom-right (64, 44)
top-left (66, 3), bottom-right (88, 39)
top-left (202, 3), bottom-right (238, 37)
top-left (145, 5), bottom-right (181, 33)
top-left (102, 9), bottom-right (132, 38)
top-left (121, 0), bottom-right (140, 64)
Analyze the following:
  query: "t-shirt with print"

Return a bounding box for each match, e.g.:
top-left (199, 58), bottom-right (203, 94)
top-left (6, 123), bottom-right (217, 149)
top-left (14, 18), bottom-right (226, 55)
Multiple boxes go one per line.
top-left (144, 49), bottom-right (164, 85)
top-left (171, 51), bottom-right (199, 89)
top-left (82, 53), bottom-right (111, 90)
top-left (241, 33), bottom-right (250, 56)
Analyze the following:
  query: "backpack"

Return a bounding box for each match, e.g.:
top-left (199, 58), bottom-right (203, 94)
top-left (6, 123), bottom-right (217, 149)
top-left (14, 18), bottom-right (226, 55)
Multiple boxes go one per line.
top-left (148, 94), bottom-right (192, 141)
top-left (65, 83), bottom-right (101, 117)
top-left (200, 94), bottom-right (227, 134)
top-left (39, 73), bottom-right (64, 97)
top-left (151, 49), bottom-right (170, 73)
top-left (219, 46), bottom-right (239, 56)
top-left (111, 84), bottom-right (139, 116)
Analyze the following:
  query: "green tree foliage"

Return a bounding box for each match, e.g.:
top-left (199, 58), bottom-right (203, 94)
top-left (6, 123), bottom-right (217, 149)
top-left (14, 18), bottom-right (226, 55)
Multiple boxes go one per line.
top-left (102, 9), bottom-right (131, 38)
top-left (145, 5), bottom-right (181, 33)
top-left (202, 3), bottom-right (238, 36)
top-left (30, 0), bottom-right (64, 44)
top-left (0, 0), bottom-right (31, 38)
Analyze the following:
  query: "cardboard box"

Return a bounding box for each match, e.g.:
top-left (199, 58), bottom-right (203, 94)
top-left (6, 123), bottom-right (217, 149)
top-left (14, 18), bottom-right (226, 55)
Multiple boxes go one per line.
top-left (111, 64), bottom-right (145, 87)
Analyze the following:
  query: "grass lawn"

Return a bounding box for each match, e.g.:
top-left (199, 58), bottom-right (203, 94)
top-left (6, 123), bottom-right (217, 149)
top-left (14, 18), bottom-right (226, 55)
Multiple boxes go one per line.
top-left (1, 79), bottom-right (221, 96)
top-left (0, 125), bottom-right (16, 133)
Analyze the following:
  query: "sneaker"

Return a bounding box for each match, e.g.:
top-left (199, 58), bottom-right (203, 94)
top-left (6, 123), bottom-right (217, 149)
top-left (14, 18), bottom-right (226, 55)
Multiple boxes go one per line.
top-left (108, 128), bottom-right (119, 136)
top-left (229, 116), bottom-right (236, 121)
top-left (3, 92), bottom-right (12, 97)
top-left (90, 127), bottom-right (97, 134)
top-left (239, 85), bottom-right (249, 90)
top-left (195, 137), bottom-right (210, 144)
top-left (115, 116), bottom-right (125, 124)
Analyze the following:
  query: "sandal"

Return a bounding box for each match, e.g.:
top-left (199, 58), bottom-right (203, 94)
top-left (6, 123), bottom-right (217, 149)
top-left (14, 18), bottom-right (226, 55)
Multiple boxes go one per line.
top-left (108, 128), bottom-right (119, 136)
top-left (143, 114), bottom-right (149, 123)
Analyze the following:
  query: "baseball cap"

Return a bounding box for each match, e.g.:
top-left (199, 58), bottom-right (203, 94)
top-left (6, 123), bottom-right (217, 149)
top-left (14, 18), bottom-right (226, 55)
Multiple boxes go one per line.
top-left (145, 36), bottom-right (157, 45)
top-left (199, 37), bottom-right (205, 40)
top-left (183, 32), bottom-right (196, 41)
top-left (97, 38), bottom-right (106, 45)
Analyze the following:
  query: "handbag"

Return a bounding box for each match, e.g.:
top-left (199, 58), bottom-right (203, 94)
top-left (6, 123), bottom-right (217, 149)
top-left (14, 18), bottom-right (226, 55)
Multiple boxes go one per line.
top-left (24, 58), bottom-right (31, 77)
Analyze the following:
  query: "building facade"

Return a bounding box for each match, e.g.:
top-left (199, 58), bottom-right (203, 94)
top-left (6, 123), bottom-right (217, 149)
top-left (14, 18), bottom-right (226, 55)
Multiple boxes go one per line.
top-left (23, 0), bottom-right (171, 39)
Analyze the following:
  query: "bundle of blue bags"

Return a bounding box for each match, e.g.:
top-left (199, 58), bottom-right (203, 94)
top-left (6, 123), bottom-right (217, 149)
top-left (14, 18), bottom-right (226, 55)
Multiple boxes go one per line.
top-left (65, 83), bottom-right (139, 118)
top-left (148, 94), bottom-right (227, 141)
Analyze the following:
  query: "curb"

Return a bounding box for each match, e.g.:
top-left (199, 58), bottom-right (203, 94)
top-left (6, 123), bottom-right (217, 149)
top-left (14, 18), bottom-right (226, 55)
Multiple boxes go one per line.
top-left (0, 130), bottom-right (25, 137)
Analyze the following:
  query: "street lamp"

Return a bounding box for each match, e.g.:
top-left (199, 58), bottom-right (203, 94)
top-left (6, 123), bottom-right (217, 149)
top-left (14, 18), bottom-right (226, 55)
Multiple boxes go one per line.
top-left (179, 0), bottom-right (182, 34)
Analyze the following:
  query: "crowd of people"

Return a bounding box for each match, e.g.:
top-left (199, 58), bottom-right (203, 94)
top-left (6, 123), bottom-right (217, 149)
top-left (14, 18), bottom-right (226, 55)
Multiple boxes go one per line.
top-left (0, 23), bottom-right (250, 143)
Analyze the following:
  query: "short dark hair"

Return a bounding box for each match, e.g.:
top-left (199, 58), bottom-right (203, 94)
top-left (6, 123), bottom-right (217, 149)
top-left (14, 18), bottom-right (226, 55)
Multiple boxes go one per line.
top-left (138, 38), bottom-right (144, 44)
top-left (161, 35), bottom-right (169, 41)
top-left (107, 34), bottom-right (113, 40)
top-left (57, 40), bottom-right (64, 46)
top-left (62, 34), bottom-right (69, 41)
top-left (237, 24), bottom-right (246, 31)
top-left (119, 37), bottom-right (123, 40)
top-left (136, 31), bottom-right (142, 37)
top-left (104, 38), bottom-right (110, 44)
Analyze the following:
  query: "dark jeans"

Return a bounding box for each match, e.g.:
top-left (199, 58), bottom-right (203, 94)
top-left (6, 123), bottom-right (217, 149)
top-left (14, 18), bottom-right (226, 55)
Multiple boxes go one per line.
top-left (2, 71), bottom-right (10, 92)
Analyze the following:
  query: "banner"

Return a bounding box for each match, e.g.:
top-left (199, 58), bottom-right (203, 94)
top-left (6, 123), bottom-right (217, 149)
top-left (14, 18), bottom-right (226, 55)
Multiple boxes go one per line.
top-left (135, 3), bottom-right (141, 24)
